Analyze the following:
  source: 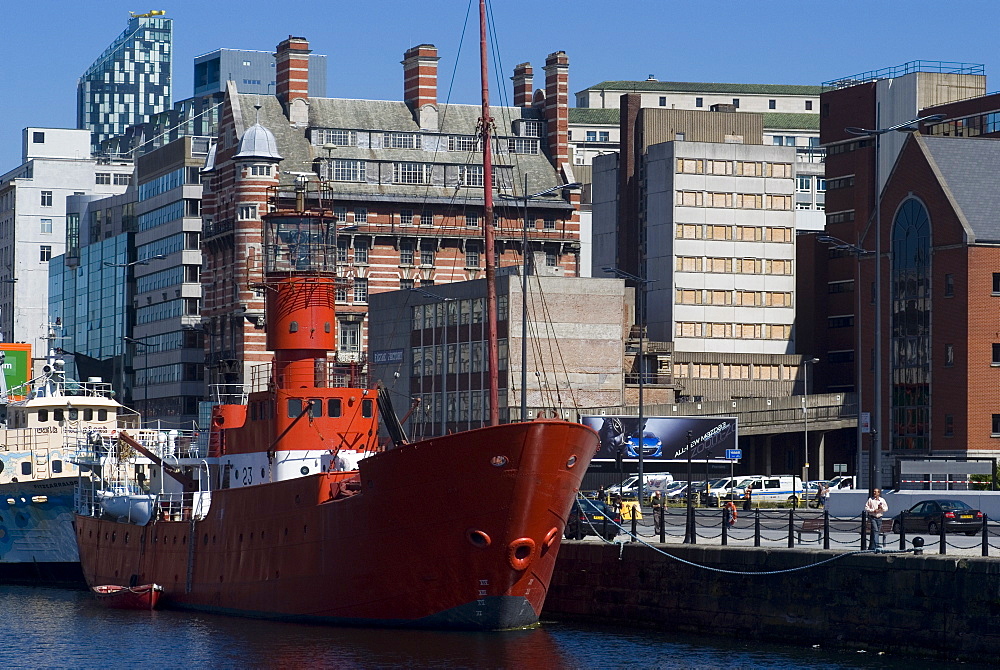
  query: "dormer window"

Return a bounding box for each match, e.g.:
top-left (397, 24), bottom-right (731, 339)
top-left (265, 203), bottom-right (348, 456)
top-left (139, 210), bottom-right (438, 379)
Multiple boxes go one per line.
top-left (518, 120), bottom-right (543, 137)
top-left (312, 129), bottom-right (356, 146)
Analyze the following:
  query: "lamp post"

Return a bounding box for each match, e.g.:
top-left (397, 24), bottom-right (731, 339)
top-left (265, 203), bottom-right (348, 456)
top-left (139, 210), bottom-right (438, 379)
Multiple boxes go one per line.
top-left (844, 113), bottom-right (943, 492)
top-left (603, 266), bottom-right (653, 504)
top-left (515, 176), bottom-right (579, 421)
top-left (683, 430), bottom-right (694, 544)
top-left (410, 287), bottom-right (455, 436)
top-left (802, 356), bottom-right (819, 506)
top-left (104, 254), bottom-right (166, 403)
top-left (818, 234), bottom-right (874, 487)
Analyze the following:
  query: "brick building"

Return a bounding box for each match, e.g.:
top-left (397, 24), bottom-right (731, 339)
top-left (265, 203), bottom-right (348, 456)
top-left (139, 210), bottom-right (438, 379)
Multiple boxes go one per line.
top-left (199, 37), bottom-right (580, 388)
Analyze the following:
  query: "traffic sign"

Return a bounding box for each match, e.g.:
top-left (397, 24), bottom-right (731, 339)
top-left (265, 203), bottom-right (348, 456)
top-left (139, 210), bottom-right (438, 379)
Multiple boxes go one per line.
top-left (725, 449), bottom-right (742, 460)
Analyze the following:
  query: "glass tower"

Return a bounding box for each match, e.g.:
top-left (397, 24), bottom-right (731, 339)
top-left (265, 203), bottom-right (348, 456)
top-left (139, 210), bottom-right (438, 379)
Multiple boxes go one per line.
top-left (77, 14), bottom-right (173, 154)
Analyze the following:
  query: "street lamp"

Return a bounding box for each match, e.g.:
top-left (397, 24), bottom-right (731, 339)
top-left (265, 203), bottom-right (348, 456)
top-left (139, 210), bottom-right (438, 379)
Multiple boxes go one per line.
top-left (844, 112), bottom-right (942, 492)
top-left (517, 176), bottom-right (580, 421)
top-left (603, 265), bottom-right (653, 504)
top-left (818, 234), bottom-right (874, 486)
top-left (802, 356), bottom-right (819, 506)
top-left (410, 287), bottom-right (455, 436)
top-left (104, 254), bottom-right (166, 403)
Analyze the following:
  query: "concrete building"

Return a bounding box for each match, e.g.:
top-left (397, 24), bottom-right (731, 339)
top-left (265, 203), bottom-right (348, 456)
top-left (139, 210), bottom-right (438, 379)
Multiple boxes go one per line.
top-left (77, 12), bottom-right (173, 153)
top-left (368, 274), bottom-right (626, 434)
top-left (199, 37), bottom-right (581, 390)
top-left (194, 48), bottom-right (327, 98)
top-left (0, 128), bottom-right (131, 353)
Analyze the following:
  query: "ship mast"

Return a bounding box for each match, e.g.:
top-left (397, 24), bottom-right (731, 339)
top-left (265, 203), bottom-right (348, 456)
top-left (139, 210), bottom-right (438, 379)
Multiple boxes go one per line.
top-left (479, 0), bottom-right (499, 427)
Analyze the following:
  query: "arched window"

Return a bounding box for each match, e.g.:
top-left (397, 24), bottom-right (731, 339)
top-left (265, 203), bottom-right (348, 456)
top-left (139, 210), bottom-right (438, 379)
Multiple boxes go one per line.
top-left (890, 198), bottom-right (931, 452)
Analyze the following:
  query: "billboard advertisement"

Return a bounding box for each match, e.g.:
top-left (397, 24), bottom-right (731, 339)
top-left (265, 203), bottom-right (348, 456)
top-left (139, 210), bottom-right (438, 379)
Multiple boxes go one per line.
top-left (581, 415), bottom-right (738, 463)
top-left (0, 343), bottom-right (31, 399)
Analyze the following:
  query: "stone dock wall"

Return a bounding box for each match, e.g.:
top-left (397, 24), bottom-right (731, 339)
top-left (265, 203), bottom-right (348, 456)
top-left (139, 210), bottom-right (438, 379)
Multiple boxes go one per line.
top-left (544, 542), bottom-right (1000, 660)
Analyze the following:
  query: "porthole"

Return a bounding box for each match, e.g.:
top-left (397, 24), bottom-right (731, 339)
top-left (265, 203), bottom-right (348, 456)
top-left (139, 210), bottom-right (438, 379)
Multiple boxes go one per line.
top-left (300, 466), bottom-right (309, 475)
top-left (566, 455), bottom-right (578, 468)
top-left (490, 455), bottom-right (508, 467)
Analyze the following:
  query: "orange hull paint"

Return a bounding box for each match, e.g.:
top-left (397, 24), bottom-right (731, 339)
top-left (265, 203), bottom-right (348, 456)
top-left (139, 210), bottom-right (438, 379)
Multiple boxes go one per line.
top-left (75, 420), bottom-right (596, 629)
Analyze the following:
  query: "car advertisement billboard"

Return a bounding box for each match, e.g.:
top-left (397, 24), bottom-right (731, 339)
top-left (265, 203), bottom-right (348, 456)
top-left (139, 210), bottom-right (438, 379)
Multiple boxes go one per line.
top-left (581, 415), bottom-right (738, 463)
top-left (0, 343), bottom-right (31, 399)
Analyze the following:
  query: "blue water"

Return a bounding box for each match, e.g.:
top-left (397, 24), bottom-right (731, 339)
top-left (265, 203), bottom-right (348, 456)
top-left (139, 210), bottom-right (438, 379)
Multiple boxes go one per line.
top-left (0, 585), bottom-right (978, 669)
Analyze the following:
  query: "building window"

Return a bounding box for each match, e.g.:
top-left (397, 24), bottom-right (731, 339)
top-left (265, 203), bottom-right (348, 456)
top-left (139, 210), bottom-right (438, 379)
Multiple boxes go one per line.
top-left (945, 344), bottom-right (955, 367)
top-left (796, 176), bottom-right (812, 191)
top-left (330, 159), bottom-right (366, 182)
top-left (40, 218), bottom-right (52, 234)
top-left (459, 165), bottom-right (484, 186)
top-left (993, 414), bottom-right (1000, 437)
top-left (335, 278), bottom-right (348, 302)
top-left (238, 204), bottom-right (258, 220)
top-left (400, 278), bottom-right (414, 291)
top-left (420, 210), bottom-right (433, 226)
top-left (384, 132), bottom-right (420, 149)
top-left (695, 97), bottom-right (703, 108)
top-left (393, 162), bottom-right (429, 184)
top-left (732, 98), bottom-right (740, 108)
top-left (333, 206), bottom-right (347, 223)
top-left (114, 174), bottom-right (132, 185)
top-left (585, 131), bottom-right (597, 142)
top-left (353, 277), bottom-right (368, 303)
top-left (993, 273), bottom-right (1000, 294)
top-left (545, 251), bottom-right (557, 267)
top-left (420, 244), bottom-right (435, 266)
top-left (250, 165), bottom-right (271, 177)
top-left (400, 209), bottom-right (413, 226)
top-left (33, 131), bottom-right (45, 143)
top-left (40, 191), bottom-right (52, 207)
top-left (508, 138), bottom-right (540, 154)
top-left (337, 239), bottom-right (349, 263)
top-left (598, 131), bottom-right (610, 142)
top-left (40, 245), bottom-right (52, 262)
top-left (400, 242), bottom-right (414, 265)
top-left (993, 343), bottom-right (1000, 365)
top-left (659, 96), bottom-right (666, 106)
top-left (465, 213), bottom-right (479, 228)
top-left (944, 273), bottom-right (954, 297)
top-left (945, 414), bottom-right (954, 437)
top-left (816, 179), bottom-right (826, 192)
top-left (768, 99), bottom-right (776, 109)
top-left (465, 246), bottom-right (480, 268)
top-left (96, 173), bottom-right (111, 185)
top-left (448, 135), bottom-right (478, 151)
top-left (521, 120), bottom-right (543, 137)
top-left (339, 321), bottom-right (361, 351)
top-left (314, 129), bottom-right (356, 146)
top-left (543, 217), bottom-right (556, 230)
top-left (354, 207), bottom-right (368, 223)
top-left (354, 239), bottom-right (368, 264)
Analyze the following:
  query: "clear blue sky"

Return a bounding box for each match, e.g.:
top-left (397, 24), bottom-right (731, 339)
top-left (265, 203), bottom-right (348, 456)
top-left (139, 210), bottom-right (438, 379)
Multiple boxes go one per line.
top-left (2, 0), bottom-right (998, 166)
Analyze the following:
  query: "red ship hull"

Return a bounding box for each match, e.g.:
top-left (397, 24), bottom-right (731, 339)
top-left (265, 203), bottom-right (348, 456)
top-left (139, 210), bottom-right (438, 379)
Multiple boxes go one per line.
top-left (75, 420), bottom-right (596, 629)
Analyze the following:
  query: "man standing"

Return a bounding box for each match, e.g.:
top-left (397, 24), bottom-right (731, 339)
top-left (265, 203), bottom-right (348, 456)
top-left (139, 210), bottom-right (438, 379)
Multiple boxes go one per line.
top-left (864, 488), bottom-right (889, 549)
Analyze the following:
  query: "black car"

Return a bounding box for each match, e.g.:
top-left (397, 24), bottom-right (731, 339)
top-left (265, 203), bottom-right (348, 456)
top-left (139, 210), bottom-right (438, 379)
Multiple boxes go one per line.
top-left (891, 498), bottom-right (984, 535)
top-left (565, 499), bottom-right (622, 541)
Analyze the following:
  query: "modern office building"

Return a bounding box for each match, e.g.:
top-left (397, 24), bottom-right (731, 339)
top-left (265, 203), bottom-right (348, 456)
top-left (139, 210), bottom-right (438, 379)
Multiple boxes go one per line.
top-left (77, 12), bottom-right (173, 153)
top-left (200, 37), bottom-right (581, 401)
top-left (1, 128), bottom-right (131, 354)
top-left (194, 48), bottom-right (327, 98)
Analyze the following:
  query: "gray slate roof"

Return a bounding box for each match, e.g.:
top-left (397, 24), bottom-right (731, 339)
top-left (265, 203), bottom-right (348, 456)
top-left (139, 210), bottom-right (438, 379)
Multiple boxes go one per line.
top-left (920, 135), bottom-right (1000, 243)
top-left (233, 93), bottom-right (567, 201)
top-left (579, 81), bottom-right (822, 95)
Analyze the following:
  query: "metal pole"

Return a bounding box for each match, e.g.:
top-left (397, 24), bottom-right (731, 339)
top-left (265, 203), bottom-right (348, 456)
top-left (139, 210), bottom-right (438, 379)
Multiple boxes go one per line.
top-left (521, 172), bottom-right (529, 422)
top-left (684, 430), bottom-right (693, 543)
top-left (441, 301), bottom-right (447, 436)
top-left (873, 126), bottom-right (882, 493)
top-left (637, 271), bottom-right (645, 504)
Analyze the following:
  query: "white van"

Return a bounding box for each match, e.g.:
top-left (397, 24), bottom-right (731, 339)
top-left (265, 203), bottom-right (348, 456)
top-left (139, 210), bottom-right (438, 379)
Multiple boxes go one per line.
top-left (741, 475), bottom-right (804, 505)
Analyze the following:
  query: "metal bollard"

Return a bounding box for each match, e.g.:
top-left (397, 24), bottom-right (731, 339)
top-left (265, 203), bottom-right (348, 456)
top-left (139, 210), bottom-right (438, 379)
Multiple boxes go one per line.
top-left (861, 510), bottom-right (868, 551)
top-left (658, 508), bottom-right (666, 544)
top-left (898, 511), bottom-right (906, 551)
top-left (983, 513), bottom-right (990, 557)
top-left (754, 509), bottom-right (761, 547)
top-left (690, 506), bottom-right (698, 545)
top-left (823, 509), bottom-right (830, 550)
top-left (939, 515), bottom-right (947, 555)
top-left (721, 508), bottom-right (728, 546)
top-left (630, 506), bottom-right (637, 543)
top-left (787, 507), bottom-right (795, 548)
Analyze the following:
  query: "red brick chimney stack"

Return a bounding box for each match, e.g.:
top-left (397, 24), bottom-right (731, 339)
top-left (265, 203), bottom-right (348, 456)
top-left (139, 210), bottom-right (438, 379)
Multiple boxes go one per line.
top-left (512, 62), bottom-right (534, 108)
top-left (543, 51), bottom-right (569, 165)
top-left (402, 44), bottom-right (440, 109)
top-left (274, 36), bottom-right (311, 106)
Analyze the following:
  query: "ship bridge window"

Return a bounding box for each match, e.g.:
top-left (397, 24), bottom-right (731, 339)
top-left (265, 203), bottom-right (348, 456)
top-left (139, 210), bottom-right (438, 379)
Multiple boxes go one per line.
top-left (21, 462), bottom-right (31, 476)
top-left (98, 410), bottom-right (107, 421)
top-left (288, 398), bottom-right (302, 417)
top-left (309, 400), bottom-right (322, 418)
top-left (362, 398), bottom-right (373, 418)
top-left (54, 409), bottom-right (64, 422)
top-left (52, 460), bottom-right (62, 473)
top-left (38, 410), bottom-right (48, 422)
top-left (68, 409), bottom-right (78, 420)
top-left (328, 399), bottom-right (342, 417)
top-left (84, 409), bottom-right (93, 421)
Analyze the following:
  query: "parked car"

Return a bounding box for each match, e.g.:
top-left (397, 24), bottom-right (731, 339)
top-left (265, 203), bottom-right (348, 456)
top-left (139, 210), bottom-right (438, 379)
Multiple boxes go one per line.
top-left (606, 473), bottom-right (674, 500)
top-left (565, 499), bottom-right (622, 541)
top-left (826, 475), bottom-right (855, 491)
top-left (891, 499), bottom-right (984, 535)
top-left (739, 475), bottom-right (804, 506)
top-left (664, 481), bottom-right (688, 500)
